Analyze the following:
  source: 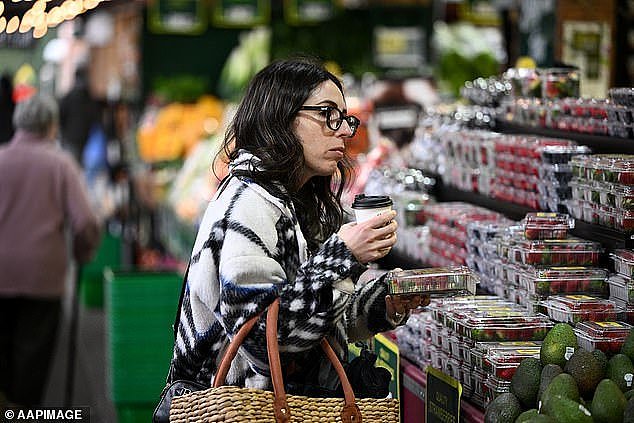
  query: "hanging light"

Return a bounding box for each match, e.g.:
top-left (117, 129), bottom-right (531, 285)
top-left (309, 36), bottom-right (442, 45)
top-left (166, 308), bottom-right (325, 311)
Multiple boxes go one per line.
top-left (0, 3), bottom-right (4, 17)
top-left (33, 24), bottom-right (48, 39)
top-left (0, 17), bottom-right (6, 33)
top-left (47, 7), bottom-right (64, 27)
top-left (33, 0), bottom-right (47, 14)
top-left (6, 16), bottom-right (20, 34)
top-left (85, 0), bottom-right (100, 10)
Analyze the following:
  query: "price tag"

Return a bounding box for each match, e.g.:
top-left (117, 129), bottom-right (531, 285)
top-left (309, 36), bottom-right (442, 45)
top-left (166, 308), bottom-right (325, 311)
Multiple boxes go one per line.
top-left (565, 346), bottom-right (575, 360)
top-left (595, 321), bottom-right (624, 328)
top-left (426, 366), bottom-right (462, 423)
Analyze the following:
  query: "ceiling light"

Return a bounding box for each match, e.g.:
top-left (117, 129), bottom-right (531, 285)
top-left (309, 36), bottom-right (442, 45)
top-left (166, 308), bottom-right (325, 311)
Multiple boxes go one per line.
top-left (6, 16), bottom-right (20, 34)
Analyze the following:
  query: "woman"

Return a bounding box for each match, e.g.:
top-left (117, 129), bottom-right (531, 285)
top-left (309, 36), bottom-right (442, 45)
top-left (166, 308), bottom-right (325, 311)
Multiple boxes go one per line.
top-left (168, 58), bottom-right (427, 396)
top-left (0, 94), bottom-right (100, 406)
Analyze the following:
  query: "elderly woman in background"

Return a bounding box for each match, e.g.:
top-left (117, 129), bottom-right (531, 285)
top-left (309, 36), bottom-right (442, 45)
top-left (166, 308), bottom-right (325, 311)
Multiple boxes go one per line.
top-left (0, 94), bottom-right (100, 406)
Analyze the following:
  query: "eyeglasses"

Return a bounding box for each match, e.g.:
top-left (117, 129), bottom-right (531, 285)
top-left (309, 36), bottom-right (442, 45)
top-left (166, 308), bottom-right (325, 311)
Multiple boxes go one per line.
top-left (299, 105), bottom-right (360, 137)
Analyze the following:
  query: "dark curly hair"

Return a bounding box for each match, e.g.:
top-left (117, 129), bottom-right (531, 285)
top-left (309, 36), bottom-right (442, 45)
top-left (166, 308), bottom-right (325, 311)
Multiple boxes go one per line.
top-left (216, 57), bottom-right (355, 252)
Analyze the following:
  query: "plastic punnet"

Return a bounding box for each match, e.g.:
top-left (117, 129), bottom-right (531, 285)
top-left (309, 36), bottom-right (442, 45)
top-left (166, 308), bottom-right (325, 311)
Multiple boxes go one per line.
top-left (521, 212), bottom-right (574, 240)
top-left (385, 266), bottom-right (478, 296)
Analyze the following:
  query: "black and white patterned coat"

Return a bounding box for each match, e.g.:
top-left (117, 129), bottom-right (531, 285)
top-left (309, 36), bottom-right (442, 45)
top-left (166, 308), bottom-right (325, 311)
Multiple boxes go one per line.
top-left (170, 150), bottom-right (397, 390)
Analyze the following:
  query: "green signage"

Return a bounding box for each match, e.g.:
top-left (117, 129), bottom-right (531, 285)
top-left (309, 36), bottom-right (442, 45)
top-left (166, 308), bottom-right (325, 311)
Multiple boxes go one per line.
top-left (212, 0), bottom-right (270, 28)
top-left (148, 0), bottom-right (207, 35)
top-left (426, 366), bottom-right (462, 423)
top-left (374, 333), bottom-right (400, 401)
top-left (284, 0), bottom-right (336, 25)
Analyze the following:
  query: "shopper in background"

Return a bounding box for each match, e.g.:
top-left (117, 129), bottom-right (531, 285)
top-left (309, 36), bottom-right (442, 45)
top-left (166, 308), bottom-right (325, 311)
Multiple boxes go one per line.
top-left (0, 73), bottom-right (15, 144)
top-left (0, 94), bottom-right (100, 407)
top-left (166, 58), bottom-right (428, 398)
top-left (350, 78), bottom-right (423, 197)
top-left (58, 67), bottom-right (100, 163)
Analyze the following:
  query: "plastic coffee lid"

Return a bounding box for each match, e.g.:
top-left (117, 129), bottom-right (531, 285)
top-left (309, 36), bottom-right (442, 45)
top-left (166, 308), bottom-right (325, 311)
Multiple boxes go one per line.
top-left (352, 194), bottom-right (393, 209)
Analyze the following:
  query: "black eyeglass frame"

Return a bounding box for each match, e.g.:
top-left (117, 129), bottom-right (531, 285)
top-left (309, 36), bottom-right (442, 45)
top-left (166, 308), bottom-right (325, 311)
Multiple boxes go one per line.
top-left (298, 105), bottom-right (361, 137)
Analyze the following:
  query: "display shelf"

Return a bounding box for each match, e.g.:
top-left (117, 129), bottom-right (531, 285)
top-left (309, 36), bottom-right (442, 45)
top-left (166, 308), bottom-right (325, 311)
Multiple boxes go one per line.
top-left (434, 184), bottom-right (536, 221)
top-left (400, 357), bottom-right (484, 423)
top-left (433, 183), bottom-right (634, 254)
top-left (495, 120), bottom-right (633, 154)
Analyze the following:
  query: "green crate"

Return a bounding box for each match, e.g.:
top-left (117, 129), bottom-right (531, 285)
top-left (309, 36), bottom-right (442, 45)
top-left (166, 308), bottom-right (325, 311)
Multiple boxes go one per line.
top-left (105, 269), bottom-right (182, 404)
top-left (80, 233), bottom-right (122, 308)
top-left (116, 404), bottom-right (155, 423)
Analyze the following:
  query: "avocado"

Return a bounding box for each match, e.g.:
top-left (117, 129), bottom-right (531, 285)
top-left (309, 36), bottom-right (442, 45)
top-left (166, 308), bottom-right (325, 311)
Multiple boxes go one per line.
top-left (511, 357), bottom-right (542, 409)
top-left (591, 379), bottom-right (627, 423)
top-left (538, 364), bottom-right (563, 401)
top-left (540, 394), bottom-right (592, 423)
top-left (515, 409), bottom-right (538, 423)
top-left (624, 397), bottom-right (634, 423)
top-left (621, 328), bottom-right (634, 363)
top-left (564, 348), bottom-right (604, 398)
top-left (523, 416), bottom-right (556, 423)
top-left (592, 349), bottom-right (608, 377)
top-left (540, 323), bottom-right (578, 368)
top-left (484, 392), bottom-right (522, 423)
top-left (607, 353), bottom-right (634, 392)
top-left (625, 389), bottom-right (634, 400)
top-left (541, 373), bottom-right (579, 404)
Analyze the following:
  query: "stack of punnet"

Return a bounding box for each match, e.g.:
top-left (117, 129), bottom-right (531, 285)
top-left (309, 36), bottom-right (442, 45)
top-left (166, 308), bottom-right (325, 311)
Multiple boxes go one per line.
top-left (537, 145), bottom-right (591, 213)
top-left (569, 154), bottom-right (634, 235)
top-left (465, 220), bottom-right (516, 295)
top-left (464, 212), bottom-right (610, 319)
top-left (608, 249), bottom-right (634, 324)
top-left (493, 213), bottom-right (610, 318)
top-left (416, 295), bottom-right (553, 408)
top-left (492, 136), bottom-right (577, 210)
top-left (422, 202), bottom-right (506, 267)
top-left (437, 129), bottom-right (502, 196)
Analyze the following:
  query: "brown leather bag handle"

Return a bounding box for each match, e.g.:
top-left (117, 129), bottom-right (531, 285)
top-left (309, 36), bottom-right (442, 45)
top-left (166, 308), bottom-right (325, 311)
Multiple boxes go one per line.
top-left (213, 298), bottom-right (362, 423)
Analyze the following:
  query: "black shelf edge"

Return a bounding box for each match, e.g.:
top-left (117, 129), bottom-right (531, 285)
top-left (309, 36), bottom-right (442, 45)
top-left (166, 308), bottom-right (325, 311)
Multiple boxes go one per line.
top-left (434, 184), bottom-right (634, 251)
top-left (434, 184), bottom-right (536, 221)
top-left (571, 220), bottom-right (633, 250)
top-left (495, 121), bottom-right (634, 154)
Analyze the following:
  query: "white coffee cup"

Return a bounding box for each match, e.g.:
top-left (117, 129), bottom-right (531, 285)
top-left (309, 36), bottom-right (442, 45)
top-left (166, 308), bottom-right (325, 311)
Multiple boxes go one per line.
top-left (352, 194), bottom-right (393, 223)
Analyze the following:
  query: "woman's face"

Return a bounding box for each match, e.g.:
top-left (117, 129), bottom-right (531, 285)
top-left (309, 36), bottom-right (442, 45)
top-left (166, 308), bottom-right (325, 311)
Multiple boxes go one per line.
top-left (294, 80), bottom-right (355, 186)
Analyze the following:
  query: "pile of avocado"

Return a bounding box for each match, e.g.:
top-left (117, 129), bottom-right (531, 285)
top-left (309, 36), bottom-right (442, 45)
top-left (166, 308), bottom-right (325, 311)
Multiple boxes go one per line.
top-left (484, 323), bottom-right (634, 423)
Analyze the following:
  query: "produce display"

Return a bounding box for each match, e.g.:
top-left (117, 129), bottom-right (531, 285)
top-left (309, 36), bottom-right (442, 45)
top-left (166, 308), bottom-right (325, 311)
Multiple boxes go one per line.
top-left (484, 323), bottom-right (634, 423)
top-left (501, 96), bottom-right (634, 139)
top-left (136, 95), bottom-right (225, 163)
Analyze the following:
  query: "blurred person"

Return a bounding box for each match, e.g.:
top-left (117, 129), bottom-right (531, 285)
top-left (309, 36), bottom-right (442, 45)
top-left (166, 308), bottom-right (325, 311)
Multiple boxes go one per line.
top-left (350, 78), bottom-right (422, 196)
top-left (58, 67), bottom-right (100, 163)
top-left (163, 58), bottom-right (428, 402)
top-left (0, 94), bottom-right (100, 407)
top-left (0, 73), bottom-right (15, 144)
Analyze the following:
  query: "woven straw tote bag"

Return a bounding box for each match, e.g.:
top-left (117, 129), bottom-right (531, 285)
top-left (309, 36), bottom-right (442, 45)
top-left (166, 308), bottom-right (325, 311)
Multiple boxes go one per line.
top-left (169, 298), bottom-right (400, 422)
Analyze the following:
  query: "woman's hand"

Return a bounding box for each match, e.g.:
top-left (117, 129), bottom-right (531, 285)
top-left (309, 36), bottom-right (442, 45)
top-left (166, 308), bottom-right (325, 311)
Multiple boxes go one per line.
top-left (337, 210), bottom-right (398, 264)
top-left (385, 293), bottom-right (431, 323)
